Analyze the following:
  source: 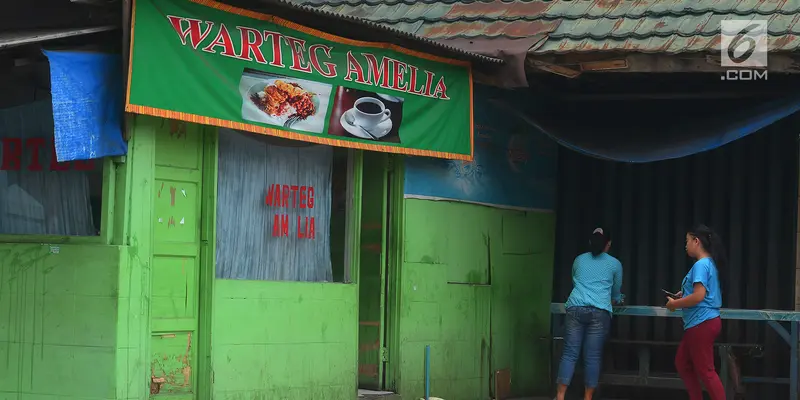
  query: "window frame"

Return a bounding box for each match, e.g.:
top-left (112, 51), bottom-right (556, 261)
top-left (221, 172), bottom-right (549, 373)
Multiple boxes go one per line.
top-left (211, 131), bottom-right (363, 284)
top-left (342, 148), bottom-right (362, 284)
top-left (0, 156), bottom-right (118, 244)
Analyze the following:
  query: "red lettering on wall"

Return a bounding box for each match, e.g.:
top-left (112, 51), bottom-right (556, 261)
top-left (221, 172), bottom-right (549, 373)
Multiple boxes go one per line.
top-left (272, 214), bottom-right (290, 237)
top-left (290, 185), bottom-right (299, 206)
top-left (1, 138), bottom-right (23, 170)
top-left (0, 137), bottom-right (95, 171)
top-left (282, 184), bottom-right (290, 207)
top-left (265, 184), bottom-right (315, 209)
top-left (265, 184), bottom-right (276, 206)
top-left (297, 216), bottom-right (315, 239)
top-left (26, 138), bottom-right (46, 171)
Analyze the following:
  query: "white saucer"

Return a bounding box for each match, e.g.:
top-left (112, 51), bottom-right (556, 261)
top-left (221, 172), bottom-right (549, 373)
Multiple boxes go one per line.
top-left (339, 108), bottom-right (393, 140)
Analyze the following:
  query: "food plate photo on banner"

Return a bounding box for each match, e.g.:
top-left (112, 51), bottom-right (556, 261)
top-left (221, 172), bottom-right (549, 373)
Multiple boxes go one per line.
top-left (125, 0), bottom-right (474, 161)
top-left (239, 69), bottom-right (331, 134)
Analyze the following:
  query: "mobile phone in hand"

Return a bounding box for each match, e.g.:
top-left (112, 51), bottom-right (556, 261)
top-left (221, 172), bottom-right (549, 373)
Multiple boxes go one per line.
top-left (662, 289), bottom-right (679, 299)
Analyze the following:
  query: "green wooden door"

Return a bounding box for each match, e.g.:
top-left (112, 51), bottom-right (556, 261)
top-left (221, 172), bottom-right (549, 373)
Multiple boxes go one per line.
top-left (149, 121), bottom-right (205, 399)
top-left (358, 151), bottom-right (388, 389)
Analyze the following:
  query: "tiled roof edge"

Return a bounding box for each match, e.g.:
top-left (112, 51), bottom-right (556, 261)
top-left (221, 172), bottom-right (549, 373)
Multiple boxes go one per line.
top-left (266, 0), bottom-right (505, 64)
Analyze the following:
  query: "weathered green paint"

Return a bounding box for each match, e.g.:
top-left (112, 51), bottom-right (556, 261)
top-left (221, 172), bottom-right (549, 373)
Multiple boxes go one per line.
top-left (116, 114), bottom-right (158, 400)
top-left (358, 151), bottom-right (388, 389)
top-left (397, 198), bottom-right (555, 399)
top-left (1, 109), bottom-right (557, 400)
top-left (149, 119), bottom-right (205, 398)
top-left (197, 129), bottom-right (363, 399)
top-left (196, 128), bottom-right (219, 400)
top-left (211, 280), bottom-right (359, 399)
top-left (0, 243), bottom-right (124, 399)
top-left (0, 114), bottom-right (165, 400)
top-left (382, 155), bottom-right (404, 392)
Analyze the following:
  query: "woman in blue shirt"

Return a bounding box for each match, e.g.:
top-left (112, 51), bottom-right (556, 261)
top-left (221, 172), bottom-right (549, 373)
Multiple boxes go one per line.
top-left (556, 228), bottom-right (623, 400)
top-left (665, 224), bottom-right (725, 400)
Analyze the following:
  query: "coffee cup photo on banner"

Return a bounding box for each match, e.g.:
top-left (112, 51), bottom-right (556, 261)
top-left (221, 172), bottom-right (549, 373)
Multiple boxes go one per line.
top-left (327, 86), bottom-right (404, 143)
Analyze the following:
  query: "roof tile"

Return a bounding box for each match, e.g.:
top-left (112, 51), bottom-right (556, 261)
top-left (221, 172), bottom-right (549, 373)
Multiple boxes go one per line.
top-left (285, 0), bottom-right (800, 54)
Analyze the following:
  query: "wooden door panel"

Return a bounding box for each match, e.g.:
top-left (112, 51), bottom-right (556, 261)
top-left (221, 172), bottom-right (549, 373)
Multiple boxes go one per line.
top-left (150, 121), bottom-right (204, 399)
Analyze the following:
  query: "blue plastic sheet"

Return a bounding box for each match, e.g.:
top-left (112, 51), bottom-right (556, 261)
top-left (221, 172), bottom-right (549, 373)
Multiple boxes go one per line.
top-left (495, 94), bottom-right (800, 163)
top-left (43, 50), bottom-right (127, 162)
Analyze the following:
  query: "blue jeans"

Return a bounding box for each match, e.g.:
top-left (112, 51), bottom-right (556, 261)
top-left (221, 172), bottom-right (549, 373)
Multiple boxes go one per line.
top-left (556, 306), bottom-right (612, 388)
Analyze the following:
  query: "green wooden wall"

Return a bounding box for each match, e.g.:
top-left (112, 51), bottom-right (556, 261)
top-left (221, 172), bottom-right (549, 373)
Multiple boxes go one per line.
top-left (211, 280), bottom-right (358, 399)
top-left (0, 114), bottom-right (155, 400)
top-left (0, 244), bottom-right (126, 399)
top-left (0, 114), bottom-right (557, 400)
top-left (395, 199), bottom-right (555, 399)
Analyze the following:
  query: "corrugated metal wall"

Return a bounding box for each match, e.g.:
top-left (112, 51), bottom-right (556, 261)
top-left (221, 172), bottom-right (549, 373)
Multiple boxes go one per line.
top-left (553, 114), bottom-right (799, 399)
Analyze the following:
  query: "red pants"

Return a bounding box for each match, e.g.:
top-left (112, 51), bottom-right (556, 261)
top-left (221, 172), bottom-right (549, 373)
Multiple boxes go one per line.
top-left (675, 317), bottom-right (726, 400)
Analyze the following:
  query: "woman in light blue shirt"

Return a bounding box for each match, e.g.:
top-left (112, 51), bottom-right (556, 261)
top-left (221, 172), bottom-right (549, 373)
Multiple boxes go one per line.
top-left (556, 228), bottom-right (623, 400)
top-left (665, 224), bottom-right (725, 400)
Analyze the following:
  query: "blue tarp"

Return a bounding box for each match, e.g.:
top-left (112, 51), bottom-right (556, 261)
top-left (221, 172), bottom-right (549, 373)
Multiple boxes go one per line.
top-left (494, 94), bottom-right (800, 163)
top-left (43, 50), bottom-right (127, 162)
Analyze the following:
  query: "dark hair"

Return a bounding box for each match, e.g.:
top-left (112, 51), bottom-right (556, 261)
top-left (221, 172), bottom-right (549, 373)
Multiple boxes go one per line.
top-left (688, 224), bottom-right (727, 270)
top-left (589, 228), bottom-right (611, 256)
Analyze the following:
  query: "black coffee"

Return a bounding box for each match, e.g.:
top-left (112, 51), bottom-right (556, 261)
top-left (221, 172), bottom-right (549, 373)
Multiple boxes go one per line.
top-left (356, 101), bottom-right (382, 114)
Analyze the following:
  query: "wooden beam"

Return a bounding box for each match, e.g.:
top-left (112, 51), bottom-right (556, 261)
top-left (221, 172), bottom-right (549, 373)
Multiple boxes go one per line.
top-left (0, 26), bottom-right (118, 50)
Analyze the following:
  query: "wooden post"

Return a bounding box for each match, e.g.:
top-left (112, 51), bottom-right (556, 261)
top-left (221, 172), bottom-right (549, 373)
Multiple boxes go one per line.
top-left (796, 140), bottom-right (800, 310)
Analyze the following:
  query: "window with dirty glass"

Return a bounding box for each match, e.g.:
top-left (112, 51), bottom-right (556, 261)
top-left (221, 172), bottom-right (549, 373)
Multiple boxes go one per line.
top-left (215, 128), bottom-right (353, 282)
top-left (0, 101), bottom-right (103, 236)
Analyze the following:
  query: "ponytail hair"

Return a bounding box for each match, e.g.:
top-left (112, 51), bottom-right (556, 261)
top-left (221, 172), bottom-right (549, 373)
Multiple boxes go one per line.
top-left (688, 224), bottom-right (728, 271)
top-left (589, 227), bottom-right (611, 257)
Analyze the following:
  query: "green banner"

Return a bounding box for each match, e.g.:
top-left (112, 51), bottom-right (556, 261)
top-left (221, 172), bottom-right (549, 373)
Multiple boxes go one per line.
top-left (126, 0), bottom-right (474, 160)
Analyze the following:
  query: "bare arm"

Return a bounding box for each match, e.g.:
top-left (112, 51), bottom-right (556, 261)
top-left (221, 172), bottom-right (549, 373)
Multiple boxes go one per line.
top-left (611, 263), bottom-right (623, 304)
top-left (666, 283), bottom-right (705, 310)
